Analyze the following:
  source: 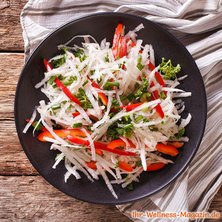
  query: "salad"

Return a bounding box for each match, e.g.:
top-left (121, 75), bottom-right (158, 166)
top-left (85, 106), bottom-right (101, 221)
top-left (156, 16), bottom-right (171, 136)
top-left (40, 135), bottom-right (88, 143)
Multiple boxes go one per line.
top-left (24, 23), bottom-right (191, 199)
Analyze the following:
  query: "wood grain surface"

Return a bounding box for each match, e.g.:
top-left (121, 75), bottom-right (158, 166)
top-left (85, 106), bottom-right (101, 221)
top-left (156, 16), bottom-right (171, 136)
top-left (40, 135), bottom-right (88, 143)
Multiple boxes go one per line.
top-left (0, 1), bottom-right (221, 221)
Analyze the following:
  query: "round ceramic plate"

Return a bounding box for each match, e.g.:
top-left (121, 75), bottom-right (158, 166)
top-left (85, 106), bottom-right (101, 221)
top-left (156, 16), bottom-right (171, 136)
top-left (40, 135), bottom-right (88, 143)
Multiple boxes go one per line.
top-left (15, 12), bottom-right (207, 204)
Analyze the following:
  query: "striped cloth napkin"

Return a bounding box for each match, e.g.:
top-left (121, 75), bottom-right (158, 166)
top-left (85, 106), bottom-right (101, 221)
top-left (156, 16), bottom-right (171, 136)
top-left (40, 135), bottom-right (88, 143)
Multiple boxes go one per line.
top-left (21, 0), bottom-right (222, 221)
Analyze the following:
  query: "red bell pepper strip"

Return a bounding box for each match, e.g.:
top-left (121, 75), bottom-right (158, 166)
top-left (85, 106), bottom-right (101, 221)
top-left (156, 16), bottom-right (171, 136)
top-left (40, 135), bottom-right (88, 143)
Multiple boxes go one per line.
top-left (107, 139), bottom-right (135, 149)
top-left (156, 143), bottom-right (179, 156)
top-left (37, 129), bottom-right (86, 142)
top-left (54, 78), bottom-right (81, 106)
top-left (148, 61), bottom-right (165, 86)
top-left (148, 61), bottom-right (155, 71)
top-left (91, 81), bottom-right (108, 106)
top-left (43, 58), bottom-right (53, 71)
top-left (67, 136), bottom-right (137, 156)
top-left (86, 161), bottom-right (97, 170)
top-left (118, 161), bottom-right (133, 172)
top-left (72, 112), bottom-right (80, 117)
top-left (112, 23), bottom-right (123, 59)
top-left (154, 103), bottom-right (164, 118)
top-left (103, 147), bottom-right (137, 156)
top-left (167, 141), bottom-right (184, 148)
top-left (98, 92), bottom-right (108, 106)
top-left (150, 81), bottom-right (159, 99)
top-left (147, 163), bottom-right (166, 171)
top-left (118, 36), bottom-right (127, 58)
top-left (121, 103), bottom-right (143, 111)
top-left (155, 72), bottom-right (165, 86)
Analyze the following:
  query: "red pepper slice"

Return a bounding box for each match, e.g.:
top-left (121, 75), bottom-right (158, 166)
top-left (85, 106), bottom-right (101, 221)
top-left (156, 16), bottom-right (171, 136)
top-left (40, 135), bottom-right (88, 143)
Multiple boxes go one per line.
top-left (107, 139), bottom-right (135, 149)
top-left (167, 141), bottom-right (184, 149)
top-left (67, 136), bottom-right (137, 156)
top-left (43, 58), bottom-right (52, 71)
top-left (118, 36), bottom-right (127, 58)
top-left (37, 129), bottom-right (86, 142)
top-left (150, 81), bottom-right (159, 99)
top-left (102, 147), bottom-right (137, 156)
top-left (156, 143), bottom-right (179, 156)
top-left (86, 161), bottom-right (97, 170)
top-left (121, 103), bottom-right (143, 111)
top-left (54, 78), bottom-right (81, 106)
top-left (148, 61), bottom-right (155, 71)
top-left (147, 163), bottom-right (165, 171)
top-left (155, 72), bottom-right (165, 86)
top-left (118, 161), bottom-right (133, 172)
top-left (154, 103), bottom-right (164, 118)
top-left (112, 23), bottom-right (123, 59)
top-left (72, 112), bottom-right (80, 117)
top-left (91, 81), bottom-right (108, 106)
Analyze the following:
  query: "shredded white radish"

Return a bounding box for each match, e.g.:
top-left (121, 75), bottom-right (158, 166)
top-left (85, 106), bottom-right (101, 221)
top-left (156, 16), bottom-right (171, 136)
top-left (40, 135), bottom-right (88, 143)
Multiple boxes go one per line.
top-left (24, 23), bottom-right (192, 199)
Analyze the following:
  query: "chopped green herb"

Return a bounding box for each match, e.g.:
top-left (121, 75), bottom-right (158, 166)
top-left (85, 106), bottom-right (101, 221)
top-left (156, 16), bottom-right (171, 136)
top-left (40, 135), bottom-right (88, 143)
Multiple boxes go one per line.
top-left (127, 183), bottom-right (134, 191)
top-left (103, 81), bottom-right (119, 90)
top-left (127, 93), bottom-right (135, 102)
top-left (32, 121), bottom-right (43, 131)
top-left (76, 88), bottom-right (93, 109)
top-left (90, 69), bottom-right (95, 75)
top-left (48, 76), bottom-right (57, 85)
top-left (51, 56), bottom-right (66, 68)
top-left (135, 115), bottom-right (143, 123)
top-left (62, 76), bottom-right (77, 86)
top-left (83, 80), bottom-right (89, 86)
top-left (176, 128), bottom-right (185, 139)
top-left (72, 123), bottom-right (83, 128)
top-left (51, 104), bottom-right (61, 110)
top-left (159, 58), bottom-right (181, 80)
top-left (160, 91), bottom-right (167, 100)
top-left (107, 116), bottom-right (134, 139)
top-left (73, 49), bottom-right (87, 62)
top-left (111, 99), bottom-right (120, 110)
top-left (135, 75), bottom-right (149, 101)
top-left (137, 56), bottom-right (145, 71)
top-left (135, 160), bottom-right (142, 167)
top-left (105, 55), bottom-right (109, 62)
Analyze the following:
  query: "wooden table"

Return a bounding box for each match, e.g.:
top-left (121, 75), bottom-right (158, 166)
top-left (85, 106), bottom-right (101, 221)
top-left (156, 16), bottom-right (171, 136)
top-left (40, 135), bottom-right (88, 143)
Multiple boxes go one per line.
top-left (0, 1), bottom-right (221, 221)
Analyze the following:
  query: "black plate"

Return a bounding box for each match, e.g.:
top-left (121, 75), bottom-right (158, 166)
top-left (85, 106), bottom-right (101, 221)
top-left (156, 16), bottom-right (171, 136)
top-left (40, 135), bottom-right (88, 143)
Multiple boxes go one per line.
top-left (15, 12), bottom-right (207, 204)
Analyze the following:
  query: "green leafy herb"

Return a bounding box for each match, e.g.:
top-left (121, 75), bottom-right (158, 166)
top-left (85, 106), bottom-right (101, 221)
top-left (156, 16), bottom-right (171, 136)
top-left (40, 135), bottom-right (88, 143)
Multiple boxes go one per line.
top-left (73, 49), bottom-right (87, 62)
top-left (103, 81), bottom-right (119, 90)
top-left (137, 56), bottom-right (145, 71)
top-left (126, 93), bottom-right (135, 102)
top-left (62, 76), bottom-right (77, 86)
top-left (48, 76), bottom-right (57, 85)
top-left (76, 88), bottom-right (92, 109)
top-left (51, 104), bottom-right (61, 110)
top-left (83, 80), bottom-right (89, 87)
top-left (176, 128), bottom-right (185, 139)
top-left (160, 91), bottom-right (167, 100)
top-left (134, 75), bottom-right (149, 101)
top-left (32, 121), bottom-right (43, 131)
top-left (51, 56), bottom-right (66, 68)
top-left (105, 55), bottom-right (109, 62)
top-left (135, 160), bottom-right (142, 167)
top-left (107, 116), bottom-right (134, 139)
top-left (159, 58), bottom-right (181, 80)
top-left (134, 115), bottom-right (144, 123)
top-left (72, 123), bottom-right (83, 128)
top-left (127, 183), bottom-right (134, 191)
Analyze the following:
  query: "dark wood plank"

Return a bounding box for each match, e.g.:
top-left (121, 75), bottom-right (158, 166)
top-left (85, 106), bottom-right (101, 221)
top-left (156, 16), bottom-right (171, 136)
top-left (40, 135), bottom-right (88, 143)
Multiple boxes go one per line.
top-left (0, 176), bottom-right (130, 222)
top-left (0, 0), bottom-right (28, 51)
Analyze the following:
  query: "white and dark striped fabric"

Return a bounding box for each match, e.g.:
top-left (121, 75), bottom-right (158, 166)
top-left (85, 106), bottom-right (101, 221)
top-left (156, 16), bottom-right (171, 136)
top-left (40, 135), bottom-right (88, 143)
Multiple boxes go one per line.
top-left (21, 1), bottom-right (222, 221)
